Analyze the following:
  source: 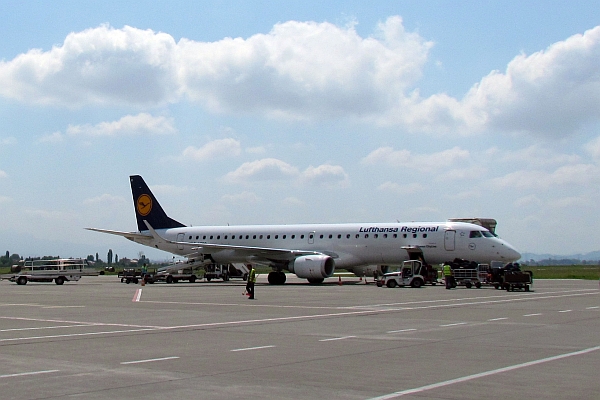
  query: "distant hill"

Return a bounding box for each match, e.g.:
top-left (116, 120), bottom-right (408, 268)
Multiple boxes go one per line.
top-left (520, 251), bottom-right (600, 265)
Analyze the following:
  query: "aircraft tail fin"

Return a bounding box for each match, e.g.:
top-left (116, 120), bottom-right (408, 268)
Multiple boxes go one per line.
top-left (130, 175), bottom-right (186, 232)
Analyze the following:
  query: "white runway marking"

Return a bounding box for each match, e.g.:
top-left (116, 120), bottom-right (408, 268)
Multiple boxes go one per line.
top-left (523, 313), bottom-right (542, 317)
top-left (586, 306), bottom-right (599, 309)
top-left (132, 288), bottom-right (142, 302)
top-left (120, 356), bottom-right (179, 365)
top-left (387, 328), bottom-right (417, 334)
top-left (439, 322), bottom-right (467, 327)
top-left (558, 310), bottom-right (572, 313)
top-left (0, 324), bottom-right (94, 333)
top-left (42, 306), bottom-right (85, 309)
top-left (319, 335), bottom-right (356, 342)
top-left (230, 345), bottom-right (275, 352)
top-left (0, 370), bottom-right (60, 379)
top-left (487, 317), bottom-right (508, 321)
top-left (367, 345), bottom-right (600, 399)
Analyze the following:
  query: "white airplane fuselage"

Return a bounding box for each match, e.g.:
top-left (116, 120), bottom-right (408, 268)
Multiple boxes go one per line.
top-left (132, 221), bottom-right (520, 268)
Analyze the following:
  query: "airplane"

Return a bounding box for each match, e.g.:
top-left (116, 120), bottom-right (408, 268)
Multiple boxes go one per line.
top-left (87, 175), bottom-right (521, 284)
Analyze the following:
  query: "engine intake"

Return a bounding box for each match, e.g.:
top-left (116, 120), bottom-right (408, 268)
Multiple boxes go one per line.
top-left (289, 255), bottom-right (335, 279)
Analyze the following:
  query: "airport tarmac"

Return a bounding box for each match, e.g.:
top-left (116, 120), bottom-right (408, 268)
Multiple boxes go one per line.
top-left (0, 275), bottom-right (598, 399)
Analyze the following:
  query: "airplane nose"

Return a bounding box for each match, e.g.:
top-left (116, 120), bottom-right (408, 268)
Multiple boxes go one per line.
top-left (503, 243), bottom-right (521, 261)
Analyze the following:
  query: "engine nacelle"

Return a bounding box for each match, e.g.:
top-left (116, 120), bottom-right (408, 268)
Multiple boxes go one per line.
top-left (289, 255), bottom-right (335, 279)
top-left (350, 265), bottom-right (389, 277)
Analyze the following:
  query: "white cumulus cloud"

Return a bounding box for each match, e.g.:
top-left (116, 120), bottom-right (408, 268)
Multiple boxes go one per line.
top-left (181, 138), bottom-right (242, 161)
top-left (67, 113), bottom-right (176, 137)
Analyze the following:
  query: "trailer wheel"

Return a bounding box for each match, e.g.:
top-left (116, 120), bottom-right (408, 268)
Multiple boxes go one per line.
top-left (206, 277), bottom-right (212, 282)
top-left (16, 276), bottom-right (27, 285)
top-left (55, 276), bottom-right (65, 285)
top-left (189, 275), bottom-right (196, 283)
top-left (525, 285), bottom-right (530, 292)
top-left (475, 282), bottom-right (482, 289)
top-left (166, 275), bottom-right (174, 284)
top-left (386, 280), bottom-right (397, 288)
top-left (465, 282), bottom-right (472, 289)
top-left (132, 278), bottom-right (139, 284)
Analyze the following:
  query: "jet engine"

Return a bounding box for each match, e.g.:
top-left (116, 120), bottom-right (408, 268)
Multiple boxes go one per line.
top-left (289, 255), bottom-right (335, 279)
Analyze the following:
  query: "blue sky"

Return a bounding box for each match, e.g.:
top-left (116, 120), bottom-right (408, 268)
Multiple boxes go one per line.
top-left (1, 1), bottom-right (599, 261)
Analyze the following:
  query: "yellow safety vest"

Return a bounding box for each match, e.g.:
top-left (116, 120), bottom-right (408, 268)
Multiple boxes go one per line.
top-left (249, 268), bottom-right (257, 283)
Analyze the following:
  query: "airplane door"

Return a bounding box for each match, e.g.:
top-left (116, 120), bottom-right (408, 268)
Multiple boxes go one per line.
top-left (444, 230), bottom-right (455, 251)
top-left (177, 233), bottom-right (185, 250)
top-left (308, 231), bottom-right (315, 244)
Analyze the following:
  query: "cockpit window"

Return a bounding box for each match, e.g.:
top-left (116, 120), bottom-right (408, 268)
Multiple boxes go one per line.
top-left (469, 231), bottom-right (483, 238)
top-left (481, 231), bottom-right (495, 238)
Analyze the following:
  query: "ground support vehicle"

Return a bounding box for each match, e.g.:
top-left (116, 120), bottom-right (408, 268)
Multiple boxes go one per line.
top-left (118, 268), bottom-right (144, 284)
top-left (147, 267), bottom-right (198, 284)
top-left (421, 264), bottom-right (440, 285)
top-left (3, 258), bottom-right (98, 285)
top-left (204, 263), bottom-right (249, 282)
top-left (452, 263), bottom-right (489, 288)
top-left (501, 270), bottom-right (533, 291)
top-left (489, 263), bottom-right (533, 291)
top-left (376, 260), bottom-right (426, 288)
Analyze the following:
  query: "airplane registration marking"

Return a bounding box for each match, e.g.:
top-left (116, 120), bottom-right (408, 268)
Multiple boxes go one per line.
top-left (367, 345), bottom-right (600, 399)
top-left (230, 345), bottom-right (275, 352)
top-left (0, 370), bottom-right (60, 379)
top-left (120, 356), bottom-right (180, 365)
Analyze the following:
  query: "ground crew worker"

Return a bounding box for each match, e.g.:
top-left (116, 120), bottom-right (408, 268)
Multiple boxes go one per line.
top-left (246, 264), bottom-right (257, 299)
top-left (443, 263), bottom-right (453, 289)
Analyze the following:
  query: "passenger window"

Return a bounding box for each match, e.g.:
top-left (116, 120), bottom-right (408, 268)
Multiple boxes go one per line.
top-left (253, 235), bottom-right (256, 239)
top-left (203, 235), bottom-right (207, 240)
top-left (210, 236), bottom-right (214, 240)
top-left (412, 234), bottom-right (417, 238)
top-left (393, 234), bottom-right (397, 238)
top-left (338, 234), bottom-right (342, 239)
top-left (267, 235), bottom-right (271, 239)
top-left (283, 235), bottom-right (286, 239)
top-left (246, 235), bottom-right (249, 239)
top-left (383, 234), bottom-right (387, 238)
top-left (423, 234), bottom-right (427, 238)
top-left (217, 235), bottom-right (220, 240)
top-left (260, 235), bottom-right (263, 239)
top-left (403, 234), bottom-right (407, 238)
top-left (328, 234), bottom-right (333, 239)
top-left (188, 236), bottom-right (192, 240)
top-left (320, 234), bottom-right (324, 239)
top-left (374, 234), bottom-right (378, 238)
top-left (356, 234), bottom-right (359, 238)
top-left (291, 235), bottom-right (295, 239)
top-left (196, 236), bottom-right (199, 240)
top-left (346, 234), bottom-right (350, 239)
top-left (275, 235), bottom-right (278, 239)
top-left (224, 235), bottom-right (227, 239)
top-left (302, 234), bottom-right (305, 239)
top-left (364, 234), bottom-right (369, 238)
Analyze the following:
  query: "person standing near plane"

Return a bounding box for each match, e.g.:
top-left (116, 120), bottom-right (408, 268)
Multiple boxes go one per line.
top-left (246, 264), bottom-right (257, 299)
top-left (443, 263), bottom-right (453, 289)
